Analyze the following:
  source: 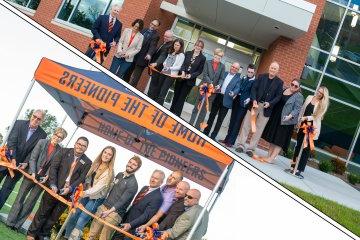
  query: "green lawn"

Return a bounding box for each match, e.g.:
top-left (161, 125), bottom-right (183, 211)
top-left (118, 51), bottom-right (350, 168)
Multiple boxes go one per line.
top-left (283, 184), bottom-right (360, 237)
top-left (0, 222), bottom-right (24, 240)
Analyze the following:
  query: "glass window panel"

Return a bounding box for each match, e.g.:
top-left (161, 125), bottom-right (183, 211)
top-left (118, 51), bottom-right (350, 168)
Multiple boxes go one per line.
top-left (105, 0), bottom-right (124, 14)
top-left (253, 52), bottom-right (261, 65)
top-left (326, 57), bottom-right (360, 85)
top-left (185, 87), bottom-right (198, 105)
top-left (300, 68), bottom-right (322, 89)
top-left (7, 0), bottom-right (28, 7)
top-left (58, 0), bottom-right (80, 21)
top-left (336, 10), bottom-right (360, 62)
top-left (321, 75), bottom-right (360, 106)
top-left (199, 27), bottom-right (228, 47)
top-left (185, 42), bottom-right (194, 52)
top-left (69, 0), bottom-right (108, 30)
top-left (174, 18), bottom-right (194, 41)
top-left (28, 0), bottom-right (40, 10)
top-left (190, 25), bottom-right (201, 42)
top-left (312, 2), bottom-right (346, 51)
top-left (305, 48), bottom-right (328, 71)
top-left (227, 37), bottom-right (254, 56)
top-left (317, 100), bottom-right (360, 158)
top-left (332, 0), bottom-right (350, 6)
top-left (350, 0), bottom-right (360, 9)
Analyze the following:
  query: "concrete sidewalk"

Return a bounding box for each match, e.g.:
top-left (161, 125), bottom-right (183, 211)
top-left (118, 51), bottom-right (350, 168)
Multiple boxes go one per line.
top-left (229, 146), bottom-right (360, 211)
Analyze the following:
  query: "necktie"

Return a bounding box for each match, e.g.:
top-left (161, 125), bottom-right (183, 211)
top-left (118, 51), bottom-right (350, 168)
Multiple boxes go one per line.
top-left (133, 186), bottom-right (150, 205)
top-left (108, 17), bottom-right (115, 32)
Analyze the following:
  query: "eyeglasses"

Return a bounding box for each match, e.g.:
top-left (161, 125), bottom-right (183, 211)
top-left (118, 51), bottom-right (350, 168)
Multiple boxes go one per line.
top-left (32, 115), bottom-right (43, 121)
top-left (76, 142), bottom-right (88, 148)
top-left (185, 194), bottom-right (196, 200)
top-left (54, 133), bottom-right (64, 140)
top-left (291, 83), bottom-right (299, 88)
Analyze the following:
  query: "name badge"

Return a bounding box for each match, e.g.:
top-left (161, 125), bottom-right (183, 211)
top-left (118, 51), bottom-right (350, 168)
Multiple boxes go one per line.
top-left (80, 159), bottom-right (85, 164)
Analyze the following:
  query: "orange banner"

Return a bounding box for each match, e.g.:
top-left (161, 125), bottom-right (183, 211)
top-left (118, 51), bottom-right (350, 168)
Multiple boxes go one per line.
top-left (34, 58), bottom-right (233, 167)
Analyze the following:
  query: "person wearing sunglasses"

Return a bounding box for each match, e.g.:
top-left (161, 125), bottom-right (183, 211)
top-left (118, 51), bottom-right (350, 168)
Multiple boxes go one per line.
top-left (162, 189), bottom-right (208, 240)
top-left (7, 127), bottom-right (67, 231)
top-left (287, 86), bottom-right (329, 179)
top-left (0, 109), bottom-right (47, 211)
top-left (260, 79), bottom-right (304, 163)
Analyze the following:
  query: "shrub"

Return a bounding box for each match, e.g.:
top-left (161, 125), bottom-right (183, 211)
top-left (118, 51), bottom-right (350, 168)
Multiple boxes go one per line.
top-left (318, 159), bottom-right (334, 173)
top-left (348, 173), bottom-right (360, 185)
top-left (331, 157), bottom-right (347, 175)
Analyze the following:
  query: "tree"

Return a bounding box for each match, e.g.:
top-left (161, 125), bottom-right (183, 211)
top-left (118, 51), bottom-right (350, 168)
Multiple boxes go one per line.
top-left (0, 133), bottom-right (3, 145)
top-left (25, 109), bottom-right (59, 137)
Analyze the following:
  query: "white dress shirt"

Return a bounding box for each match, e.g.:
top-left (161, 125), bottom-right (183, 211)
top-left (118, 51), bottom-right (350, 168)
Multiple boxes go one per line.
top-left (221, 73), bottom-right (235, 94)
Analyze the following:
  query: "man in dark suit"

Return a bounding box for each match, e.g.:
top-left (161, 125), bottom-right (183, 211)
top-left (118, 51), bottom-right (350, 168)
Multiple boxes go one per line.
top-left (203, 62), bottom-right (242, 140)
top-left (26, 137), bottom-right (92, 240)
top-left (128, 19), bottom-right (161, 88)
top-left (0, 109), bottom-right (47, 210)
top-left (111, 169), bottom-right (164, 240)
top-left (236, 61), bottom-right (283, 157)
top-left (221, 64), bottom-right (256, 147)
top-left (85, 4), bottom-right (122, 64)
top-left (147, 30), bottom-right (174, 99)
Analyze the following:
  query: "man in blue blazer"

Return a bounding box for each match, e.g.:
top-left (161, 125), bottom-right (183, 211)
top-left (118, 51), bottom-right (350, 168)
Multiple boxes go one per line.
top-left (85, 4), bottom-right (122, 64)
top-left (203, 62), bottom-right (242, 140)
top-left (221, 64), bottom-right (256, 147)
top-left (111, 170), bottom-right (164, 240)
top-left (0, 110), bottom-right (47, 210)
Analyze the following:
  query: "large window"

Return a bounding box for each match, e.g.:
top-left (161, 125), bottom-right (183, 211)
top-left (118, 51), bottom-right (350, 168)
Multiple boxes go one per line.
top-left (6, 0), bottom-right (40, 10)
top-left (57, 0), bottom-right (124, 30)
top-left (302, 0), bottom-right (360, 169)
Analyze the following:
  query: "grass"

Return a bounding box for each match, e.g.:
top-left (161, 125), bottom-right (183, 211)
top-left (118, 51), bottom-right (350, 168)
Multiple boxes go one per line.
top-left (283, 184), bottom-right (360, 237)
top-left (0, 222), bottom-right (24, 240)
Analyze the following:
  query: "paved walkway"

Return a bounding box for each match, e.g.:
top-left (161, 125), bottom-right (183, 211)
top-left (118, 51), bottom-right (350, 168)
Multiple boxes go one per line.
top-left (229, 146), bottom-right (360, 211)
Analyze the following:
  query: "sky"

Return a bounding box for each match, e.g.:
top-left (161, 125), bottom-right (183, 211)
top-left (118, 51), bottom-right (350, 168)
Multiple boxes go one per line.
top-left (0, 2), bottom-right (356, 240)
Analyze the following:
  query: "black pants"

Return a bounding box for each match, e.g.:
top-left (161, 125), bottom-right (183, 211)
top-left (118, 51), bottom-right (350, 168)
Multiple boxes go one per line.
top-left (170, 80), bottom-right (193, 117)
top-left (0, 169), bottom-right (22, 210)
top-left (224, 96), bottom-right (248, 145)
top-left (147, 72), bottom-right (162, 100)
top-left (27, 192), bottom-right (68, 239)
top-left (203, 94), bottom-right (229, 139)
top-left (129, 65), bottom-right (146, 87)
top-left (291, 127), bottom-right (313, 172)
top-left (155, 76), bottom-right (175, 105)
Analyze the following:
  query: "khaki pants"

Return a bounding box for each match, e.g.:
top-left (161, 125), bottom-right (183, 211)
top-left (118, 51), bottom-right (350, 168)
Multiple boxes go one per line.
top-left (88, 204), bottom-right (122, 240)
top-left (237, 103), bottom-right (269, 152)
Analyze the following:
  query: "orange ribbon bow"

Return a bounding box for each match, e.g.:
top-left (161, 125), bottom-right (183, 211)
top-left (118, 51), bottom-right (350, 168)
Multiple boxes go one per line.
top-left (0, 145), bottom-right (15, 177)
top-left (89, 39), bottom-right (107, 64)
top-left (301, 122), bottom-right (316, 150)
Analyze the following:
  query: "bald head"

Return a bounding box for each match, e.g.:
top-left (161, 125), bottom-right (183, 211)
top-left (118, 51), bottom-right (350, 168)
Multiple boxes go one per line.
top-left (163, 30), bottom-right (173, 43)
top-left (268, 61), bottom-right (280, 78)
top-left (184, 189), bottom-right (201, 207)
top-left (175, 181), bottom-right (190, 199)
top-left (166, 170), bottom-right (183, 187)
top-left (230, 62), bottom-right (241, 75)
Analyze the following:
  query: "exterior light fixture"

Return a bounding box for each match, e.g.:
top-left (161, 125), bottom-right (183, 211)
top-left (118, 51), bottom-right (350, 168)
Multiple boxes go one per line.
top-left (330, 45), bottom-right (340, 62)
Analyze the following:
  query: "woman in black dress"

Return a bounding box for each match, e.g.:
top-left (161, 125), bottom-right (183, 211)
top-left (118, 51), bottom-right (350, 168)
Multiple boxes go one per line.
top-left (261, 79), bottom-right (304, 163)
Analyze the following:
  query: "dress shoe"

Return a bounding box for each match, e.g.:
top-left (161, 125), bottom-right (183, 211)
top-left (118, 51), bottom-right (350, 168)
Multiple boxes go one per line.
top-left (295, 172), bottom-right (304, 179)
top-left (225, 142), bottom-right (233, 148)
top-left (245, 150), bottom-right (254, 157)
top-left (235, 146), bottom-right (244, 153)
top-left (219, 139), bottom-right (227, 144)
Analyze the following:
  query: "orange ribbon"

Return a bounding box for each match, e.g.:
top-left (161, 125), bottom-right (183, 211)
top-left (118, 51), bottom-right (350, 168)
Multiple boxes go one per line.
top-left (143, 223), bottom-right (168, 240)
top-left (0, 146), bottom-right (15, 177)
top-left (250, 108), bottom-right (257, 133)
top-left (197, 83), bottom-right (215, 112)
top-left (148, 65), bottom-right (183, 78)
top-left (89, 39), bottom-right (107, 64)
top-left (0, 148), bottom-right (140, 240)
top-left (301, 122), bottom-right (316, 150)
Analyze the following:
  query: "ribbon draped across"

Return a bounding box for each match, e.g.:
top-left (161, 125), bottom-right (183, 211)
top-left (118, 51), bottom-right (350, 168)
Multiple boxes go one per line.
top-left (250, 108), bottom-right (257, 133)
top-left (89, 39), bottom-right (107, 64)
top-left (300, 122), bottom-right (316, 150)
top-left (148, 65), bottom-right (183, 78)
top-left (0, 146), bottom-right (141, 240)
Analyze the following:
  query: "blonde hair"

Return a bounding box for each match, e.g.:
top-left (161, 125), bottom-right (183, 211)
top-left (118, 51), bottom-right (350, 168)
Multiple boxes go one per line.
top-left (53, 127), bottom-right (68, 139)
top-left (213, 48), bottom-right (224, 57)
top-left (87, 146), bottom-right (116, 186)
top-left (314, 86), bottom-right (329, 120)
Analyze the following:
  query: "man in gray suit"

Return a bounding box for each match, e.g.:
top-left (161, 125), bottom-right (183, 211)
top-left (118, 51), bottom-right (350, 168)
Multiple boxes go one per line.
top-left (189, 48), bottom-right (225, 129)
top-left (162, 189), bottom-right (208, 240)
top-left (6, 128), bottom-right (67, 230)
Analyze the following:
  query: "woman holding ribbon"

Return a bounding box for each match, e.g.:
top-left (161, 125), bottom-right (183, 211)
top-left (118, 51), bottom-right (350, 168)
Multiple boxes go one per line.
top-left (170, 40), bottom-right (206, 117)
top-left (150, 39), bottom-right (185, 105)
top-left (260, 79), bottom-right (304, 163)
top-left (289, 86), bottom-right (329, 178)
top-left (109, 19), bottom-right (144, 79)
top-left (64, 146), bottom-right (116, 240)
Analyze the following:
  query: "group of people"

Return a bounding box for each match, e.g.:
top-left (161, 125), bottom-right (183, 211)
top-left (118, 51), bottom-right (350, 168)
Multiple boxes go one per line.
top-left (0, 110), bottom-right (208, 240)
top-left (84, 5), bottom-right (330, 178)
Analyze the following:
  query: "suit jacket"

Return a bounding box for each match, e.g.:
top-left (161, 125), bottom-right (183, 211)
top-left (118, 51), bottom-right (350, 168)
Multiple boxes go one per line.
top-left (134, 28), bottom-right (160, 67)
top-left (91, 15), bottom-right (122, 53)
top-left (237, 76), bottom-right (256, 108)
top-left (167, 204), bottom-right (209, 240)
top-left (221, 72), bottom-right (241, 109)
top-left (180, 51), bottom-right (206, 86)
top-left (49, 148), bottom-right (91, 194)
top-left (201, 60), bottom-right (225, 86)
top-left (151, 41), bottom-right (174, 71)
top-left (2, 120), bottom-right (46, 172)
top-left (250, 73), bottom-right (283, 117)
top-left (158, 198), bottom-right (185, 231)
top-left (280, 91), bottom-right (304, 125)
top-left (114, 28), bottom-right (144, 62)
top-left (125, 186), bottom-right (163, 229)
top-left (27, 139), bottom-right (61, 176)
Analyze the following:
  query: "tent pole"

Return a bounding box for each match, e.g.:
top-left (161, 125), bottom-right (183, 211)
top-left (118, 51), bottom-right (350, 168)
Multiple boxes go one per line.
top-left (65, 126), bottom-right (79, 147)
top-left (185, 164), bottom-right (230, 240)
top-left (59, 115), bottom-right (67, 128)
top-left (3, 79), bottom-right (35, 145)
